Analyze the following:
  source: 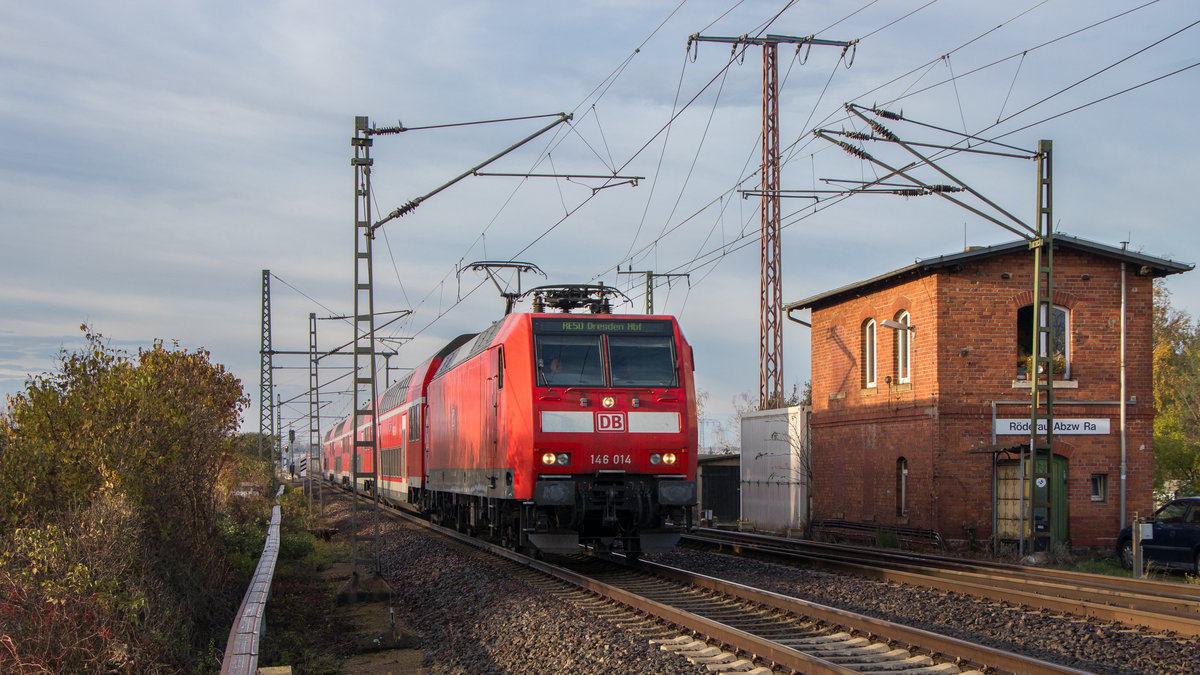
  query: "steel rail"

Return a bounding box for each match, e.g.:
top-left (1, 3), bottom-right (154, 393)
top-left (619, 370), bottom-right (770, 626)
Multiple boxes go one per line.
top-left (697, 528), bottom-right (1200, 598)
top-left (522, 555), bottom-right (858, 675)
top-left (686, 530), bottom-right (1200, 637)
top-left (346, 484), bottom-right (1087, 674)
top-left (690, 528), bottom-right (1200, 605)
top-left (371, 500), bottom-right (855, 673)
top-left (638, 559), bottom-right (1091, 675)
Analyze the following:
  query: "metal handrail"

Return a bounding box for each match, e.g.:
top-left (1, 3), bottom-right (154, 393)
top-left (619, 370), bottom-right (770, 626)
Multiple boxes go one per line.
top-left (221, 484), bottom-right (286, 674)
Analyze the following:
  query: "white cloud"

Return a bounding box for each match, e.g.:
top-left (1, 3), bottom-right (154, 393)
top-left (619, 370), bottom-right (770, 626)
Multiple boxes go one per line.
top-left (2, 0), bottom-right (1197, 430)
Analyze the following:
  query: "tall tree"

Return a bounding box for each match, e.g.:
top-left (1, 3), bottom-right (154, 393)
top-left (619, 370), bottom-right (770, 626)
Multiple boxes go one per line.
top-left (1152, 281), bottom-right (1200, 498)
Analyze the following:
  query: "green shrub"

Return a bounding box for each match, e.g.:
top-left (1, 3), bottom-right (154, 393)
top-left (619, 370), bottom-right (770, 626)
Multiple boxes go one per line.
top-left (279, 532), bottom-right (315, 561)
top-left (220, 513), bottom-right (267, 577)
top-left (0, 327), bottom-right (249, 672)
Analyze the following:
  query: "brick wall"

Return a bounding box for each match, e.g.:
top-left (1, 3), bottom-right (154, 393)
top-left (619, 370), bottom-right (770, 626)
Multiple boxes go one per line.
top-left (808, 246), bottom-right (1158, 548)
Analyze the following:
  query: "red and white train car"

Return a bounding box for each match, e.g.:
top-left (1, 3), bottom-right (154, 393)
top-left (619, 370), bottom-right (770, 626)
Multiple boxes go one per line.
top-left (323, 308), bottom-right (698, 555)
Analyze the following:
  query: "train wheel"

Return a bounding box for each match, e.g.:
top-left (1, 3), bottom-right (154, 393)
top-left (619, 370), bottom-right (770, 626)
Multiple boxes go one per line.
top-left (501, 523), bottom-right (518, 550)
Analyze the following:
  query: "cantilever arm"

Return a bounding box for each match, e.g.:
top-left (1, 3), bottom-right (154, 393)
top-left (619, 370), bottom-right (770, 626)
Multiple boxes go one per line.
top-left (372, 113), bottom-right (572, 233)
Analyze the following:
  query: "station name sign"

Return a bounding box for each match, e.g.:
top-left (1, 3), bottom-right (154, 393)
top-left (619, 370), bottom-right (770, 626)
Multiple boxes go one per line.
top-left (995, 418), bottom-right (1110, 435)
top-left (533, 318), bottom-right (672, 335)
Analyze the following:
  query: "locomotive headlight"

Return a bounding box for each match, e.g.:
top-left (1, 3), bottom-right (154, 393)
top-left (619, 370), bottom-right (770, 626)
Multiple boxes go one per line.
top-left (662, 452), bottom-right (678, 466)
top-left (601, 396), bottom-right (615, 409)
top-left (650, 453), bottom-right (662, 465)
top-left (542, 452), bottom-right (571, 466)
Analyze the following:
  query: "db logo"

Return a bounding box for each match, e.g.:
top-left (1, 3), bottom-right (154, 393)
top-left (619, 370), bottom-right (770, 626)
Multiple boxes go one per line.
top-left (596, 412), bottom-right (627, 432)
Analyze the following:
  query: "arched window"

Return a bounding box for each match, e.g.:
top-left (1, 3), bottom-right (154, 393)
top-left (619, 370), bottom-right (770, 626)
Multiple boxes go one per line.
top-left (894, 310), bottom-right (911, 383)
top-left (1017, 304), bottom-right (1070, 378)
top-left (896, 457), bottom-right (908, 516)
top-left (862, 319), bottom-right (877, 388)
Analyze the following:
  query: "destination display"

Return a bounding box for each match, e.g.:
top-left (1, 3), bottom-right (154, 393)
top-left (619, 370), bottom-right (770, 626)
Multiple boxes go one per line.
top-left (995, 418), bottom-right (1110, 435)
top-left (533, 318), bottom-right (673, 335)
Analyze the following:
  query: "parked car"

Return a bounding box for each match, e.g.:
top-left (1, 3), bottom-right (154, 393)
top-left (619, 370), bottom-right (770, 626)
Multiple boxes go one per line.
top-left (1116, 497), bottom-right (1200, 573)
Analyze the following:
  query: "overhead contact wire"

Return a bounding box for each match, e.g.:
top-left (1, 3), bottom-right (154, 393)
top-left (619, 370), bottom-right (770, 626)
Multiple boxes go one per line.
top-left (388, 0), bottom-right (696, 345)
top-left (994, 16), bottom-right (1200, 128)
top-left (624, 49), bottom-right (691, 264)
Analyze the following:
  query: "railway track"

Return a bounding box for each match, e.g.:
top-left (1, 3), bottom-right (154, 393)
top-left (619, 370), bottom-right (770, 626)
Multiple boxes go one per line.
top-left (365, 494), bottom-right (1091, 674)
top-left (559, 553), bottom-right (1091, 674)
top-left (682, 528), bottom-right (1200, 638)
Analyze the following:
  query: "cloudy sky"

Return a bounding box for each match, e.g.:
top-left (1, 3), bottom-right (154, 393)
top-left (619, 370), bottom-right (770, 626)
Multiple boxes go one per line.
top-left (2, 1), bottom-right (1197, 443)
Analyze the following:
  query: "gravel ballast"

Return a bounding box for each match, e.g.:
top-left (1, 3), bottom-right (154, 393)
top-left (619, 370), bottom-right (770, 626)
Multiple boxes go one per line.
top-left (325, 496), bottom-right (1199, 674)
top-left (364, 508), bottom-right (707, 674)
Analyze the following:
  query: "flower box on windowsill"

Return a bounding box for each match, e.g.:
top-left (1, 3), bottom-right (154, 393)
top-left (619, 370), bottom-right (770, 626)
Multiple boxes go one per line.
top-left (1017, 355), bottom-right (1066, 377)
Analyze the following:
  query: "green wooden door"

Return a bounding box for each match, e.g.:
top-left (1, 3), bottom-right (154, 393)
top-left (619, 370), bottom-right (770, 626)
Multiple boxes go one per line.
top-left (1052, 454), bottom-right (1068, 544)
top-left (1031, 454), bottom-right (1069, 547)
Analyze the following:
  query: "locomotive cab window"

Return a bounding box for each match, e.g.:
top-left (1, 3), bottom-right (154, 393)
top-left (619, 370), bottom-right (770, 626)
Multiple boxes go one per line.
top-left (608, 335), bottom-right (677, 387)
top-left (536, 335), bottom-right (604, 387)
top-left (533, 318), bottom-right (679, 388)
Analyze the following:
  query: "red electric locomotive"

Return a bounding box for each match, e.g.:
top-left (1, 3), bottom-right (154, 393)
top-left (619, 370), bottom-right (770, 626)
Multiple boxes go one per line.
top-left (322, 285), bottom-right (699, 556)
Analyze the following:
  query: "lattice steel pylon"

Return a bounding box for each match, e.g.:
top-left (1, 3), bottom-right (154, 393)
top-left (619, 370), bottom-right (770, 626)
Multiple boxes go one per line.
top-left (688, 33), bottom-right (855, 409)
top-left (812, 108), bottom-right (1058, 554)
top-left (351, 116), bottom-right (381, 575)
top-left (308, 312), bottom-right (323, 515)
top-left (617, 269), bottom-right (690, 314)
top-left (1027, 140), bottom-right (1055, 553)
top-left (259, 270), bottom-right (274, 460)
top-left (806, 107), bottom-right (1058, 553)
top-left (760, 42), bottom-right (783, 409)
top-left (276, 394), bottom-right (283, 465)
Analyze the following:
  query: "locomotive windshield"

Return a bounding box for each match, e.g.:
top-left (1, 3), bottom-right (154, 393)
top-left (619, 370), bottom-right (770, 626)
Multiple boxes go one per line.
top-left (536, 335), bottom-right (604, 387)
top-left (609, 335), bottom-right (677, 387)
top-left (533, 318), bottom-right (678, 388)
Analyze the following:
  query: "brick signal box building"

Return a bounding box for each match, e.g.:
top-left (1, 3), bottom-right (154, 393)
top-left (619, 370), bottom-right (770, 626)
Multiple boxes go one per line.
top-left (787, 235), bottom-right (1191, 550)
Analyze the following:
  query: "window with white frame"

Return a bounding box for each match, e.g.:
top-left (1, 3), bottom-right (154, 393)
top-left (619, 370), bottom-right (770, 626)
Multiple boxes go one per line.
top-left (1090, 474), bottom-right (1108, 503)
top-left (862, 319), bottom-right (877, 388)
top-left (1017, 304), bottom-right (1070, 378)
top-left (894, 310), bottom-right (911, 383)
